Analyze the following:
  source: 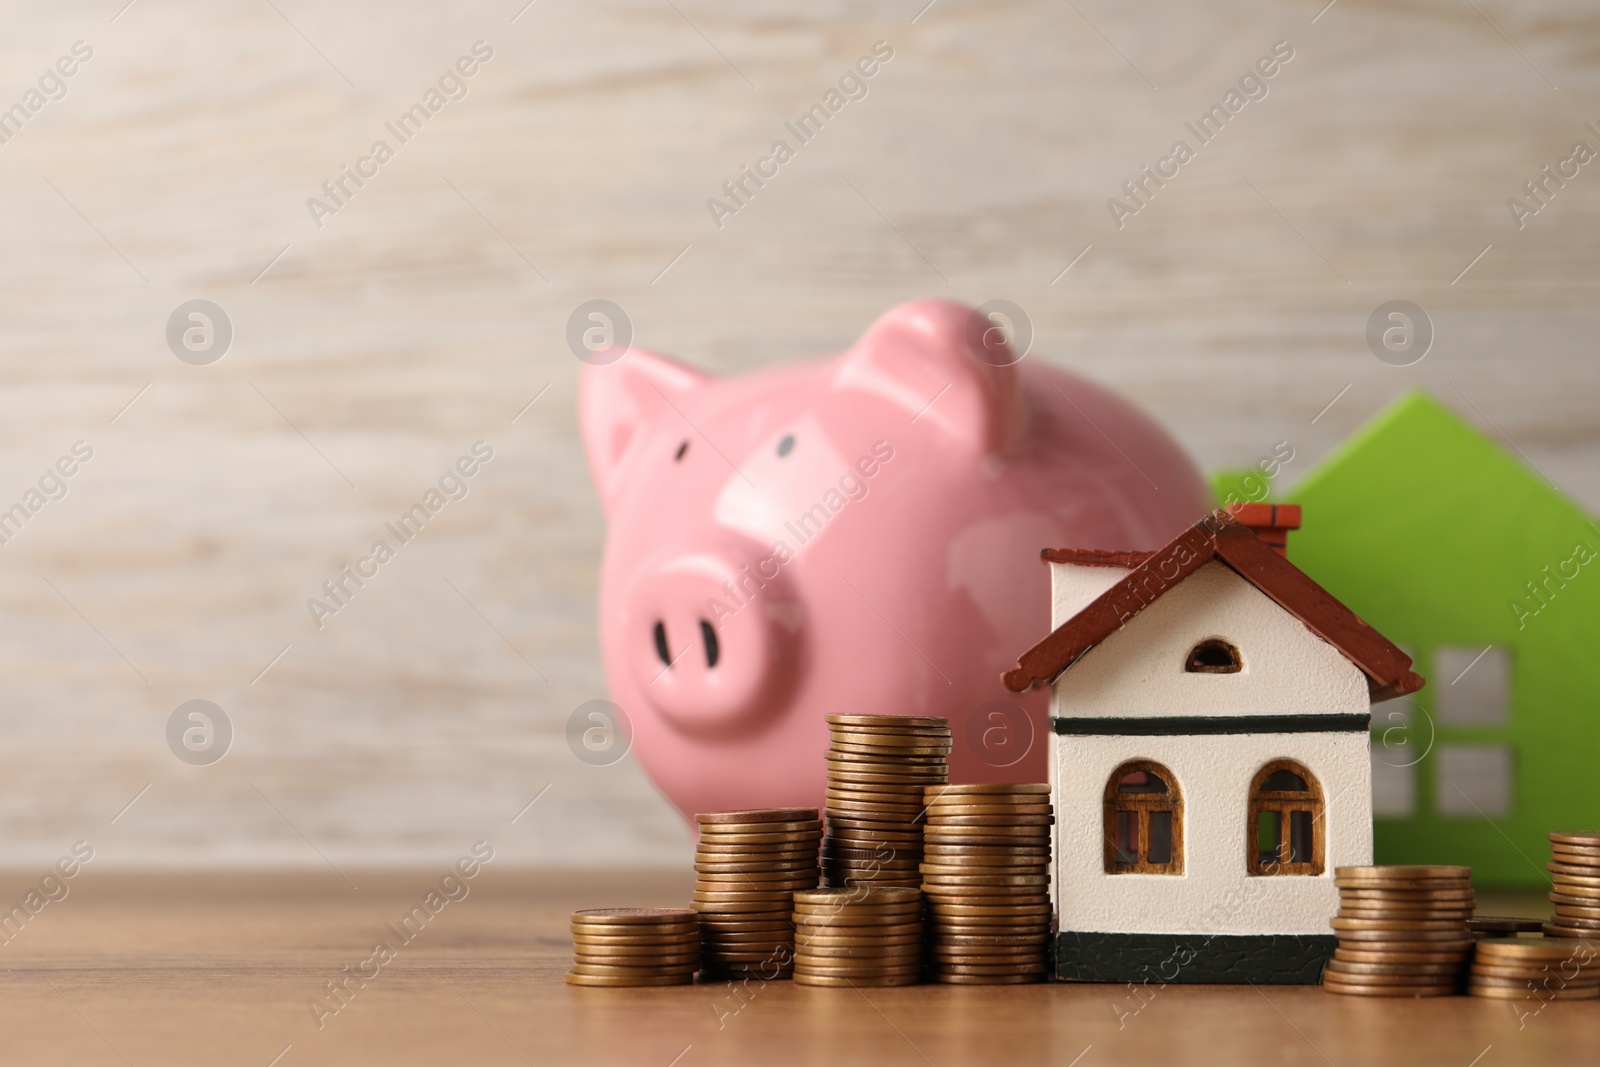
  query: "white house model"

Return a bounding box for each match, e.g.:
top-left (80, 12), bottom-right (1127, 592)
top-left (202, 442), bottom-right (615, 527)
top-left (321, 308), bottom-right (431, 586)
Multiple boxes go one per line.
top-left (1003, 504), bottom-right (1425, 984)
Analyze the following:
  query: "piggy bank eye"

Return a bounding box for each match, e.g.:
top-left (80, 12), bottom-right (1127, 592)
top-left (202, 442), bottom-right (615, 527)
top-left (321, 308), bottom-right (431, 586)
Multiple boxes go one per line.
top-left (674, 440), bottom-right (689, 462)
top-left (776, 434), bottom-right (795, 457)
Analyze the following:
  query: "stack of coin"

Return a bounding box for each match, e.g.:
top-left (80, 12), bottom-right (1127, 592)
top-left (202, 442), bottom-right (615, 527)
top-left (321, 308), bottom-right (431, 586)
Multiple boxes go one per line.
top-left (920, 784), bottom-right (1053, 984)
top-left (1470, 936), bottom-right (1600, 1000)
top-left (1544, 832), bottom-right (1600, 940)
top-left (1322, 865), bottom-right (1475, 997)
top-left (567, 908), bottom-right (700, 987)
top-left (822, 715), bottom-right (951, 890)
top-left (792, 886), bottom-right (924, 987)
top-left (693, 808), bottom-right (822, 980)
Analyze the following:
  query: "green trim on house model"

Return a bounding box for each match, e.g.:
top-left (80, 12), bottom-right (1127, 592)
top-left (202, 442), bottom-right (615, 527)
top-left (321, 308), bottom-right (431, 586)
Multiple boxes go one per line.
top-left (1055, 931), bottom-right (1337, 984)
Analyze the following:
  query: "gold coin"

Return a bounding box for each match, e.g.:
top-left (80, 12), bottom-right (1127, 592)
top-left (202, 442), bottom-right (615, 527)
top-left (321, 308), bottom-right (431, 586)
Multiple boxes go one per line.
top-left (924, 805), bottom-right (1054, 818)
top-left (693, 829), bottom-right (825, 844)
top-left (1468, 984), bottom-right (1599, 1000)
top-left (1335, 865), bottom-right (1472, 881)
top-left (1548, 832), bottom-right (1600, 846)
top-left (793, 963), bottom-right (924, 979)
top-left (924, 784), bottom-right (1049, 796)
top-left (565, 972), bottom-right (694, 987)
top-left (571, 908), bottom-right (697, 925)
top-left (827, 713), bottom-right (950, 727)
top-left (794, 972), bottom-right (922, 987)
top-left (1330, 917), bottom-right (1468, 931)
top-left (1321, 984), bottom-right (1456, 998)
top-left (574, 953), bottom-right (703, 969)
top-left (797, 935), bottom-right (923, 949)
top-left (570, 962), bottom-right (701, 977)
top-left (1323, 961), bottom-right (1463, 976)
top-left (795, 886), bottom-right (920, 906)
top-left (692, 902), bottom-right (794, 917)
top-left (1332, 949), bottom-right (1470, 965)
top-left (928, 901), bottom-right (1050, 915)
top-left (1471, 963), bottom-right (1600, 983)
top-left (1338, 888), bottom-right (1476, 900)
top-left (797, 922), bottom-right (925, 940)
top-left (1321, 970), bottom-right (1460, 987)
top-left (1547, 860), bottom-right (1600, 877)
top-left (570, 924), bottom-right (700, 940)
top-left (919, 867), bottom-right (1049, 883)
top-left (696, 808), bottom-right (819, 825)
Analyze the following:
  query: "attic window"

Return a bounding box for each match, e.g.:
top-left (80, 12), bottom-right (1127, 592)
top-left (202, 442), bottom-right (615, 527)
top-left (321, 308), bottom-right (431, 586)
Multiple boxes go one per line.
top-left (1186, 638), bottom-right (1242, 674)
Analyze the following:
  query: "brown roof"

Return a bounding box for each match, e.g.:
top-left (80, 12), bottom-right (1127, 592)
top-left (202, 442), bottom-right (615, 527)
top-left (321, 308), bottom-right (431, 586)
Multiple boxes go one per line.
top-left (1039, 548), bottom-right (1154, 568)
top-left (1003, 512), bottom-right (1425, 702)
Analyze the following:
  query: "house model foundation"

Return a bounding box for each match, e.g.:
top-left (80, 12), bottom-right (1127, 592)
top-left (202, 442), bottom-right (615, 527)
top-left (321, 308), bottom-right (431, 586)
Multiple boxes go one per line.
top-left (1003, 503), bottom-right (1425, 984)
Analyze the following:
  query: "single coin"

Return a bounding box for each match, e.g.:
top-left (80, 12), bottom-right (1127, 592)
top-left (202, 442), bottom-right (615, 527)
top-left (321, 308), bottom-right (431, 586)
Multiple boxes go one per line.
top-left (800, 945), bottom-right (926, 962)
top-left (924, 806), bottom-right (1055, 818)
top-left (1480, 937), bottom-right (1600, 959)
top-left (1331, 953), bottom-right (1465, 966)
top-left (694, 831), bottom-right (825, 846)
top-left (932, 925), bottom-right (1052, 938)
top-left (570, 962), bottom-right (701, 978)
top-left (1553, 905), bottom-right (1600, 921)
top-left (1543, 915), bottom-right (1600, 930)
top-left (693, 902), bottom-right (794, 917)
top-left (574, 939), bottom-right (702, 955)
top-left (797, 936), bottom-right (925, 951)
top-left (1336, 865), bottom-right (1472, 881)
top-left (827, 749), bottom-right (949, 764)
top-left (931, 973), bottom-right (1045, 985)
top-left (696, 808), bottom-right (819, 825)
top-left (1333, 927), bottom-right (1474, 943)
top-left (928, 901), bottom-right (1051, 915)
top-left (793, 906), bottom-right (925, 921)
top-left (796, 919), bottom-right (923, 935)
top-left (928, 947), bottom-right (1045, 961)
top-left (693, 891), bottom-right (801, 905)
top-left (828, 713), bottom-right (950, 727)
top-left (934, 819), bottom-right (1056, 831)
top-left (797, 924), bottom-right (925, 942)
top-left (1337, 910), bottom-right (1475, 923)
top-left (829, 736), bottom-right (953, 751)
top-left (934, 963), bottom-right (1050, 976)
top-left (1338, 888), bottom-right (1476, 899)
top-left (695, 858), bottom-right (820, 871)
top-left (571, 908), bottom-right (697, 925)
top-left (793, 963), bottom-right (924, 980)
top-left (1331, 917), bottom-right (1468, 932)
top-left (794, 972), bottom-right (922, 987)
top-left (574, 953), bottom-right (704, 969)
top-left (925, 784), bottom-right (1050, 796)
top-left (1321, 969), bottom-right (1460, 987)
top-left (1465, 971), bottom-right (1594, 989)
top-left (1469, 984), bottom-right (1599, 1000)
top-left (1321, 978), bottom-right (1457, 997)
top-left (571, 924), bottom-right (700, 940)
top-left (1470, 963), bottom-right (1600, 983)
top-left (828, 772), bottom-right (950, 787)
top-left (919, 868), bottom-right (1050, 884)
top-left (795, 887), bottom-right (921, 906)
top-left (1546, 860), bottom-right (1600, 877)
top-left (1324, 961), bottom-right (1463, 976)
top-left (565, 972), bottom-right (694, 987)
top-left (1549, 832), bottom-right (1600, 846)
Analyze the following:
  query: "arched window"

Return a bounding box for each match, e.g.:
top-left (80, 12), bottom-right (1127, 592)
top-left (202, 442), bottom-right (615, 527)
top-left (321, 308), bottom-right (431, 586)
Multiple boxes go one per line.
top-left (1186, 638), bottom-right (1242, 674)
top-left (1248, 760), bottom-right (1325, 876)
top-left (1104, 761), bottom-right (1183, 874)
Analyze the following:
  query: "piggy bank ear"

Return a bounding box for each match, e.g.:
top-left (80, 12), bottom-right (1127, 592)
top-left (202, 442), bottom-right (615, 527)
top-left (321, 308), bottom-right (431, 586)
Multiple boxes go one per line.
top-left (833, 299), bottom-right (1024, 455)
top-left (580, 350), bottom-right (711, 514)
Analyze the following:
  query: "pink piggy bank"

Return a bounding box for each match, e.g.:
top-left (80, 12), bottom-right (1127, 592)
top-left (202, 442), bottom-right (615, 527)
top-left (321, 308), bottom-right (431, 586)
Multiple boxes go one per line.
top-left (580, 299), bottom-right (1207, 819)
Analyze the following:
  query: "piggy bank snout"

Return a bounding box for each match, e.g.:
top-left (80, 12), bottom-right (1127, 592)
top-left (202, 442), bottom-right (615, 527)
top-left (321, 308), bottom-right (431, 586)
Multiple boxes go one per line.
top-left (622, 549), bottom-right (798, 735)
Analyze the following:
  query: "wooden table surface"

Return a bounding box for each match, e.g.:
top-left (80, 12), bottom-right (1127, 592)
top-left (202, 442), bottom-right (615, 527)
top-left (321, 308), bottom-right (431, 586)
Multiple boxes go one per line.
top-left (0, 870), bottom-right (1582, 1066)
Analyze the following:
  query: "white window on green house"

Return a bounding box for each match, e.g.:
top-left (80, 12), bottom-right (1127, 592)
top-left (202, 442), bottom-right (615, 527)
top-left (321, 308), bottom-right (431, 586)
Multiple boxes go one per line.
top-left (1434, 646), bottom-right (1511, 726)
top-left (1435, 744), bottom-right (1513, 817)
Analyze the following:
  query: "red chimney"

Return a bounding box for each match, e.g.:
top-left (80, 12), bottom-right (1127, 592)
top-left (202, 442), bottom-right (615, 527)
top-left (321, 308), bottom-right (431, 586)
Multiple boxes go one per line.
top-left (1225, 502), bottom-right (1301, 556)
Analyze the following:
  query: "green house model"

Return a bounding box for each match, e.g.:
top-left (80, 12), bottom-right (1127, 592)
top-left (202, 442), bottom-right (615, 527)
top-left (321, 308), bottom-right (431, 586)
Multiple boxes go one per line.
top-left (1217, 391), bottom-right (1599, 888)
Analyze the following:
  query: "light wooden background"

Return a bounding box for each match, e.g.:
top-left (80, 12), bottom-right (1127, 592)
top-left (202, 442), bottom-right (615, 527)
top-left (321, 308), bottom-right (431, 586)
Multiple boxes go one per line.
top-left (0, 0), bottom-right (1595, 870)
